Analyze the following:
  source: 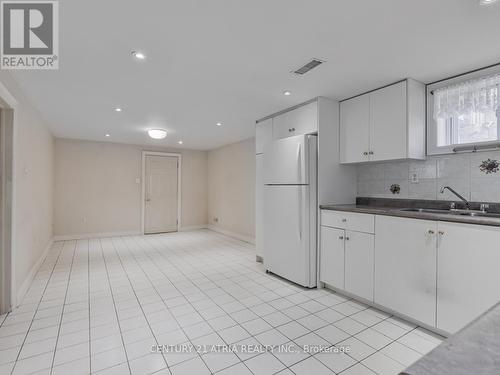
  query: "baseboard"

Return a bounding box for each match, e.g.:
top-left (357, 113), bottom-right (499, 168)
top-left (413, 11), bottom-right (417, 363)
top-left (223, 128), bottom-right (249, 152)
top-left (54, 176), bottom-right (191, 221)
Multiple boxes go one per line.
top-left (179, 224), bottom-right (208, 232)
top-left (16, 238), bottom-right (53, 306)
top-left (207, 225), bottom-right (255, 244)
top-left (53, 230), bottom-right (142, 241)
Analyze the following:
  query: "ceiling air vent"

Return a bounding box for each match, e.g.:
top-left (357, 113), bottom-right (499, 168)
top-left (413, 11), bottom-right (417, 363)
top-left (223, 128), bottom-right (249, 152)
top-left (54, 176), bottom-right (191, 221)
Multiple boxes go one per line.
top-left (292, 58), bottom-right (325, 75)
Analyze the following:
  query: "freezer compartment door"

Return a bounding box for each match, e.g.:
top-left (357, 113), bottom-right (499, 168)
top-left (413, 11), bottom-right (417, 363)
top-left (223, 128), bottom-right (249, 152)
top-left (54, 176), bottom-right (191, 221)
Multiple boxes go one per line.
top-left (263, 185), bottom-right (315, 287)
top-left (263, 135), bottom-right (311, 185)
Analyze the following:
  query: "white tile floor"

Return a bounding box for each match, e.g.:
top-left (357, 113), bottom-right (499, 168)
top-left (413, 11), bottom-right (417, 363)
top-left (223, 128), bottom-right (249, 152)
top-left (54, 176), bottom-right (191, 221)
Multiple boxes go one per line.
top-left (0, 230), bottom-right (444, 375)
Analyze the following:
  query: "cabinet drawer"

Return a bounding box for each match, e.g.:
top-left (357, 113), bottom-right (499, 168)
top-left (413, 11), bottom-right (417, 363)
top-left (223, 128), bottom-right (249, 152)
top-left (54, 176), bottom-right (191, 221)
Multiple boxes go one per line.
top-left (321, 210), bottom-right (374, 234)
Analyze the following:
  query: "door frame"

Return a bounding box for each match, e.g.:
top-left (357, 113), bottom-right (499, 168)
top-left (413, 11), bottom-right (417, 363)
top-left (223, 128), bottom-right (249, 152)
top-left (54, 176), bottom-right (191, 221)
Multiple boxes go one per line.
top-left (0, 81), bottom-right (17, 313)
top-left (141, 151), bottom-right (182, 234)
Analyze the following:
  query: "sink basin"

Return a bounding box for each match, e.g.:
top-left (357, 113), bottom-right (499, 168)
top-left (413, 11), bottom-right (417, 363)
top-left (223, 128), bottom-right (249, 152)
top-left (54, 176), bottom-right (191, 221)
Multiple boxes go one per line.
top-left (398, 208), bottom-right (500, 218)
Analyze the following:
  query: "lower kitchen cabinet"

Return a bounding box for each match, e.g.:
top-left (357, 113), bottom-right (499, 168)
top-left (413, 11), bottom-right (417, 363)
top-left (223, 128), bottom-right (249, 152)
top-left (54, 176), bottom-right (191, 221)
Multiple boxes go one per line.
top-left (375, 216), bottom-right (437, 327)
top-left (320, 226), bottom-right (345, 289)
top-left (345, 230), bottom-right (374, 301)
top-left (437, 222), bottom-right (500, 334)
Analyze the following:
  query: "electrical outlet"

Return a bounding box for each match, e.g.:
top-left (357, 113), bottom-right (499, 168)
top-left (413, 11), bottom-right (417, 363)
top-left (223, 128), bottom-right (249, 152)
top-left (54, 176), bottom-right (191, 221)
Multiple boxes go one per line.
top-left (410, 173), bottom-right (419, 184)
top-left (213, 217), bottom-right (219, 223)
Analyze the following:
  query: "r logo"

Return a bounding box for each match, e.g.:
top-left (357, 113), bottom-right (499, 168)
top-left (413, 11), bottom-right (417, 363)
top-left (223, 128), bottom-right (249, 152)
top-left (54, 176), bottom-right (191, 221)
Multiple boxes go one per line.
top-left (1, 1), bottom-right (58, 69)
top-left (3, 2), bottom-right (53, 54)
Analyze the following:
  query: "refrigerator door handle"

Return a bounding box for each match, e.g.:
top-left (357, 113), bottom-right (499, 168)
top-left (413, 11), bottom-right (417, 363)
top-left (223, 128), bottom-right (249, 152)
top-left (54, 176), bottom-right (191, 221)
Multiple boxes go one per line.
top-left (297, 143), bottom-right (301, 182)
top-left (298, 188), bottom-right (302, 241)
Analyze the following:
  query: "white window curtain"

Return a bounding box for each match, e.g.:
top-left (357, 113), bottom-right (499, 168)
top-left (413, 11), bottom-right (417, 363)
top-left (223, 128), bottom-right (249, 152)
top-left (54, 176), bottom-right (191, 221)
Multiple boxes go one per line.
top-left (433, 73), bottom-right (500, 120)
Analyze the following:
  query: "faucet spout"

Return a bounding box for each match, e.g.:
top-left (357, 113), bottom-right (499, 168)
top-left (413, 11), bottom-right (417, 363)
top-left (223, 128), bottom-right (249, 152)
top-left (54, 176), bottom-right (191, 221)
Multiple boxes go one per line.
top-left (440, 186), bottom-right (470, 209)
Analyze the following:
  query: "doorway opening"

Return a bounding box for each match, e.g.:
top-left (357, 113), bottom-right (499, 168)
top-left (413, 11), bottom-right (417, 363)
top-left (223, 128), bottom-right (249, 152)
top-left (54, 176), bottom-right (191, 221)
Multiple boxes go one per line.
top-left (141, 151), bottom-right (181, 234)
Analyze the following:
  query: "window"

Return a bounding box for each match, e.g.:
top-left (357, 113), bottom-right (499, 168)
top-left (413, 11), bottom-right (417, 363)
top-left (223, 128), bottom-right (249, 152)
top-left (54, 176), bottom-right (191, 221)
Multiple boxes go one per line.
top-left (428, 69), bottom-right (500, 154)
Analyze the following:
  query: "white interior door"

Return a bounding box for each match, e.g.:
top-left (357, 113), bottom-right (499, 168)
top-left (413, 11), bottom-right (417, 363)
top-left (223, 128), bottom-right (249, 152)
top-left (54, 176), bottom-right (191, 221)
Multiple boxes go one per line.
top-left (144, 155), bottom-right (178, 234)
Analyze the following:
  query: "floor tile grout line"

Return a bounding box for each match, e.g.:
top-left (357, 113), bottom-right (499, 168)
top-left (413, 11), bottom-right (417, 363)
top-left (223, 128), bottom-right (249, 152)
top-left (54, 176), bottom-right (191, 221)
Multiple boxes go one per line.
top-left (119, 235), bottom-right (222, 373)
top-left (9, 241), bottom-right (66, 375)
top-left (97, 237), bottom-right (133, 375)
top-left (49, 240), bottom-right (78, 374)
top-left (87, 239), bottom-right (92, 375)
top-left (139, 233), bottom-right (415, 374)
top-left (105, 236), bottom-right (168, 370)
top-left (133, 234), bottom-right (339, 374)
top-left (124, 234), bottom-right (255, 374)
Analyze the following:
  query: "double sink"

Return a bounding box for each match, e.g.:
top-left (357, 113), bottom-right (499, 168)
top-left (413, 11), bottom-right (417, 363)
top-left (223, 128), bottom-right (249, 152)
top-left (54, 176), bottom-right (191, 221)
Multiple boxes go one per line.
top-left (398, 208), bottom-right (500, 219)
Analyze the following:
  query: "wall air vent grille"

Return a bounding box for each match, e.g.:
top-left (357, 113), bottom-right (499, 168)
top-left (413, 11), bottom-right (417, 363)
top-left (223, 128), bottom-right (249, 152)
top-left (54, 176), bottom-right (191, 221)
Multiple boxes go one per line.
top-left (292, 59), bottom-right (324, 75)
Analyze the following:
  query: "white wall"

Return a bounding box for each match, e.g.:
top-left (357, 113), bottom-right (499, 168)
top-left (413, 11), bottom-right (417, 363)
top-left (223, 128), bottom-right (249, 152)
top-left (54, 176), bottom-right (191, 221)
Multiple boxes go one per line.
top-left (54, 138), bottom-right (208, 237)
top-left (208, 137), bottom-right (255, 242)
top-left (0, 72), bottom-right (54, 303)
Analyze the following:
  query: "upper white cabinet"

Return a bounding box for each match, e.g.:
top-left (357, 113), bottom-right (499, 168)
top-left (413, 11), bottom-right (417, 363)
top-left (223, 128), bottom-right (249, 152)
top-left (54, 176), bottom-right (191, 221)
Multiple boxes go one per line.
top-left (340, 79), bottom-right (425, 164)
top-left (272, 101), bottom-right (318, 140)
top-left (340, 95), bottom-right (370, 163)
top-left (375, 215), bottom-right (437, 327)
top-left (436, 222), bottom-right (500, 334)
top-left (255, 118), bottom-right (273, 154)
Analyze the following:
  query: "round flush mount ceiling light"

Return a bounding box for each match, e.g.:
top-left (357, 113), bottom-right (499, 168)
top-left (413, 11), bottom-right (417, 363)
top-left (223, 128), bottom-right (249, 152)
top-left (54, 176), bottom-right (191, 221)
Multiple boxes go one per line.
top-left (479, 0), bottom-right (499, 5)
top-left (178, 140), bottom-right (183, 145)
top-left (114, 107), bottom-right (122, 112)
top-left (216, 122), bottom-right (222, 127)
top-left (148, 129), bottom-right (167, 139)
top-left (283, 90), bottom-right (291, 96)
top-left (131, 51), bottom-right (146, 60)
top-left (105, 134), bottom-right (110, 137)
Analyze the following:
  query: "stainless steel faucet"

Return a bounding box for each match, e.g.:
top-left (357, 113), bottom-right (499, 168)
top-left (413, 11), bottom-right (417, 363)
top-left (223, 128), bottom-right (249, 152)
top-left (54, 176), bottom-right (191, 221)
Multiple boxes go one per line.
top-left (440, 186), bottom-right (470, 209)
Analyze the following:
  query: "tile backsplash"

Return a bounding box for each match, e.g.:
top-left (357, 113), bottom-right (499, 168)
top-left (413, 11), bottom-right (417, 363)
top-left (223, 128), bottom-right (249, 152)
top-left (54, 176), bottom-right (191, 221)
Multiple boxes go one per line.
top-left (357, 150), bottom-right (500, 203)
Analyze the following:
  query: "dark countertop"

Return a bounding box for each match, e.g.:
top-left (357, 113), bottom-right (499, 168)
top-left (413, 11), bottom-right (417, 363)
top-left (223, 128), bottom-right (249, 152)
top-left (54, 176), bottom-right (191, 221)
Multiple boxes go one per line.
top-left (401, 302), bottom-right (500, 375)
top-left (320, 197), bottom-right (500, 227)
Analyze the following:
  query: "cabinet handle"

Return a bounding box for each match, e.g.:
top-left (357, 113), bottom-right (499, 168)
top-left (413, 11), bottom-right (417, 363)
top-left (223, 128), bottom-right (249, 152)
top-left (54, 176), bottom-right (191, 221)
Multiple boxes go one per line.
top-left (369, 151), bottom-right (374, 155)
top-left (345, 237), bottom-right (350, 241)
top-left (438, 231), bottom-right (445, 235)
top-left (339, 236), bottom-right (344, 240)
top-left (428, 230), bottom-right (435, 234)
top-left (363, 151), bottom-right (368, 156)
top-left (341, 218), bottom-right (347, 222)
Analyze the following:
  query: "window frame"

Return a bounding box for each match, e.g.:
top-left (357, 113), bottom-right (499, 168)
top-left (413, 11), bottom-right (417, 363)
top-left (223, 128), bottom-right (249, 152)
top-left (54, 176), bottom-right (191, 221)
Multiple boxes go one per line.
top-left (426, 65), bottom-right (500, 155)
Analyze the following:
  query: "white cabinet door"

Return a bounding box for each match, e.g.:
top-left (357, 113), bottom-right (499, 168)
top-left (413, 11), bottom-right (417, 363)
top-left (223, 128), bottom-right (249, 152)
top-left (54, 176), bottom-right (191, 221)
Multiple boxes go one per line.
top-left (256, 118), bottom-right (273, 154)
top-left (370, 81), bottom-right (407, 161)
top-left (320, 226), bottom-right (345, 290)
top-left (273, 101), bottom-right (318, 140)
top-left (340, 95), bottom-right (370, 163)
top-left (375, 216), bottom-right (437, 327)
top-left (255, 154), bottom-right (264, 258)
top-left (345, 231), bottom-right (374, 302)
top-left (437, 222), bottom-right (500, 334)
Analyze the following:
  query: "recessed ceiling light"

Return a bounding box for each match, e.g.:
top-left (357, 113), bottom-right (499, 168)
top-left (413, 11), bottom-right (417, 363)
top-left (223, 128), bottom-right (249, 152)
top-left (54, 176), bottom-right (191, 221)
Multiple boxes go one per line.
top-left (131, 51), bottom-right (146, 60)
top-left (115, 107), bottom-right (122, 112)
top-left (178, 140), bottom-right (183, 145)
top-left (480, 0), bottom-right (498, 4)
top-left (105, 134), bottom-right (110, 137)
top-left (283, 91), bottom-right (291, 96)
top-left (148, 129), bottom-right (167, 139)
top-left (216, 122), bottom-right (222, 126)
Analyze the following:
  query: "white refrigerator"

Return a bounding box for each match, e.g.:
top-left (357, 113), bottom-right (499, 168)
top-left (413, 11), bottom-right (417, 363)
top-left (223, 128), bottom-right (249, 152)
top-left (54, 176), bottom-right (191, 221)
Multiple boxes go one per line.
top-left (263, 134), bottom-right (317, 288)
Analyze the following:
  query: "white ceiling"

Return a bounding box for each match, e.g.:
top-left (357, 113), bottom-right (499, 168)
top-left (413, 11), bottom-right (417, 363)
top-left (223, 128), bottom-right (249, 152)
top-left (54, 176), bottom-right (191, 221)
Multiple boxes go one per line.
top-left (10, 0), bottom-right (500, 150)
